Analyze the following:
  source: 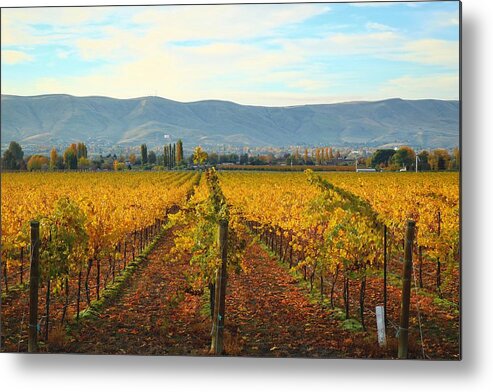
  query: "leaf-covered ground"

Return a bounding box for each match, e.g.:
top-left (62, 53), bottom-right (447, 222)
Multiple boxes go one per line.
top-left (64, 227), bottom-right (345, 357)
top-left (225, 241), bottom-right (344, 358)
top-left (66, 227), bottom-right (211, 355)
top-left (53, 226), bottom-right (458, 359)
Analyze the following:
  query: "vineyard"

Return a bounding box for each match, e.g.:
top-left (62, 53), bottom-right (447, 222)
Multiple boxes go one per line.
top-left (1, 171), bottom-right (199, 350)
top-left (0, 170), bottom-right (460, 359)
top-left (220, 171), bottom-right (460, 358)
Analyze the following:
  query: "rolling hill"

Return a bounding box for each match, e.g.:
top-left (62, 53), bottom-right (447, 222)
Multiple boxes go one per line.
top-left (0, 94), bottom-right (459, 148)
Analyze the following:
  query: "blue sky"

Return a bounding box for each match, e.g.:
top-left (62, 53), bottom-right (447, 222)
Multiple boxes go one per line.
top-left (1, 1), bottom-right (460, 106)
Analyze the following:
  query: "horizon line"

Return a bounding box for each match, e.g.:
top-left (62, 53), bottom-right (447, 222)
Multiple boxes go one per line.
top-left (1, 93), bottom-right (460, 108)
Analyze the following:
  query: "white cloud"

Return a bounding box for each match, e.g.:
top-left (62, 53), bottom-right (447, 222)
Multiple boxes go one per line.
top-left (1, 7), bottom-right (114, 28)
top-left (288, 79), bottom-right (332, 92)
top-left (1, 7), bottom-right (115, 46)
top-left (287, 33), bottom-right (457, 69)
top-left (277, 31), bottom-right (400, 60)
top-left (68, 4), bottom-right (330, 64)
top-left (391, 39), bottom-right (459, 67)
top-left (56, 50), bottom-right (71, 59)
top-left (431, 10), bottom-right (460, 28)
top-left (132, 4), bottom-right (330, 42)
top-left (1, 4), bottom-right (330, 57)
top-left (28, 40), bottom-right (304, 104)
top-left (75, 27), bottom-right (144, 61)
top-left (329, 31), bottom-right (398, 47)
top-left (6, 28), bottom-right (458, 104)
top-left (0, 3), bottom-right (459, 105)
top-left (366, 22), bottom-right (397, 32)
top-left (1, 50), bottom-right (33, 64)
top-left (350, 2), bottom-right (397, 8)
top-left (379, 74), bottom-right (459, 100)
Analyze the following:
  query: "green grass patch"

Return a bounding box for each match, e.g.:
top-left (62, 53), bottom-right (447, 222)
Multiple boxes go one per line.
top-left (332, 308), bottom-right (347, 321)
top-left (1, 282), bottom-right (29, 302)
top-left (341, 318), bottom-right (364, 332)
top-left (432, 296), bottom-right (460, 315)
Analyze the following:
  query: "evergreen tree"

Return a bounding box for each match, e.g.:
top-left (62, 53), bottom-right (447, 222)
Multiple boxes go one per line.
top-left (148, 150), bottom-right (157, 164)
top-left (391, 146), bottom-right (416, 169)
top-left (371, 149), bottom-right (396, 167)
top-left (163, 145), bottom-right (168, 168)
top-left (141, 144), bottom-right (148, 165)
top-left (176, 139), bottom-right (183, 165)
top-left (63, 145), bottom-right (78, 170)
top-left (2, 141), bottom-right (24, 170)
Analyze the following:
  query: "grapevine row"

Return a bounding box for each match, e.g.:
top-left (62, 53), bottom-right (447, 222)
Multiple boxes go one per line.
top-left (219, 171), bottom-right (460, 350)
top-left (1, 171), bottom-right (199, 351)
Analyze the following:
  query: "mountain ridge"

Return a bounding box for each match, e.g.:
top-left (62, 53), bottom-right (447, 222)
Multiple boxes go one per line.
top-left (1, 94), bottom-right (460, 149)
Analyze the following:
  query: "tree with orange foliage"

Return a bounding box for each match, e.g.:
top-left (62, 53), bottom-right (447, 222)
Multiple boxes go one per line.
top-left (50, 148), bottom-right (58, 170)
top-left (27, 155), bottom-right (49, 171)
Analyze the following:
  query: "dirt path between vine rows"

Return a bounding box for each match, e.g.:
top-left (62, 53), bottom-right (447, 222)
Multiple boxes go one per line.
top-left (225, 241), bottom-right (346, 358)
top-left (66, 226), bottom-right (211, 355)
top-left (65, 223), bottom-right (356, 357)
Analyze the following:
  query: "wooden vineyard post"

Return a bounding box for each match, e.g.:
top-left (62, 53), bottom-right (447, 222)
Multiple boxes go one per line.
top-left (45, 278), bottom-right (51, 341)
top-left (140, 229), bottom-right (143, 253)
top-left (77, 270), bottom-right (82, 321)
top-left (123, 241), bottom-right (127, 269)
top-left (3, 258), bottom-right (8, 294)
top-left (28, 221), bottom-right (40, 353)
top-left (359, 264), bottom-right (366, 331)
top-left (418, 246), bottom-right (423, 289)
top-left (279, 229), bottom-right (283, 260)
top-left (96, 259), bottom-right (100, 300)
top-left (20, 247), bottom-right (24, 285)
top-left (210, 219), bottom-right (228, 355)
top-left (289, 237), bottom-right (293, 268)
top-left (436, 210), bottom-right (442, 298)
top-left (383, 224), bottom-right (388, 329)
top-left (398, 220), bottom-right (415, 359)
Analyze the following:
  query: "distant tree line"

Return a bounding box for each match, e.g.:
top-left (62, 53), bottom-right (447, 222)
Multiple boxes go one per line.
top-left (191, 146), bottom-right (344, 167)
top-left (1, 139), bottom-right (190, 172)
top-left (367, 146), bottom-right (460, 171)
top-left (1, 141), bottom-right (90, 171)
top-left (138, 139), bottom-right (184, 170)
top-left (1, 140), bottom-right (460, 172)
